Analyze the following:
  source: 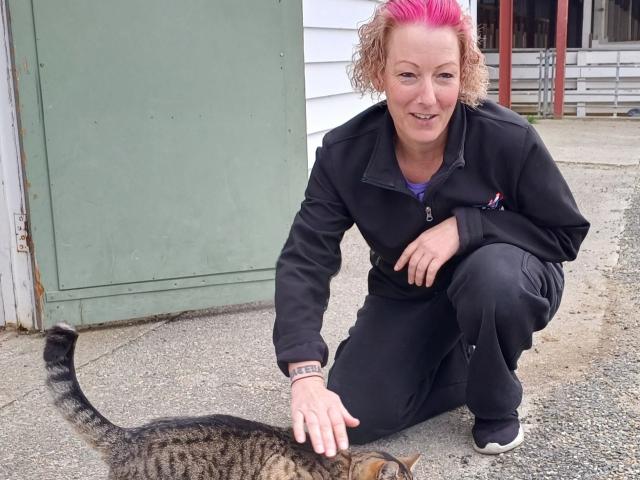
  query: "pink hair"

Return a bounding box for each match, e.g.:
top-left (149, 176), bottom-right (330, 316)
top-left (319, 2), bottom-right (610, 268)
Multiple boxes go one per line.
top-left (350, 0), bottom-right (488, 107)
top-left (385, 0), bottom-right (464, 29)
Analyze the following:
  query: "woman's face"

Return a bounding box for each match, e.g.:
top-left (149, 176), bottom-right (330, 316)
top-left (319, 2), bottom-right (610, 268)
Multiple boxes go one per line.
top-left (379, 23), bottom-right (461, 152)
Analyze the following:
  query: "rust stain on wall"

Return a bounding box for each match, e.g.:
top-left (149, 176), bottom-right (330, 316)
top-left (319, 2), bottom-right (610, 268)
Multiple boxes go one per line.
top-left (32, 260), bottom-right (45, 329)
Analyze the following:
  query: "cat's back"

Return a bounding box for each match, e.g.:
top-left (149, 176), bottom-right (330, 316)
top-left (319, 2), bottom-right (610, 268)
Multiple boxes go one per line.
top-left (139, 414), bottom-right (290, 438)
top-left (110, 414), bottom-right (297, 479)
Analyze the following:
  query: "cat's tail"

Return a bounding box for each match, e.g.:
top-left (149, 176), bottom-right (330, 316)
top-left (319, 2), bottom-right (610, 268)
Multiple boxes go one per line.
top-left (43, 323), bottom-right (126, 454)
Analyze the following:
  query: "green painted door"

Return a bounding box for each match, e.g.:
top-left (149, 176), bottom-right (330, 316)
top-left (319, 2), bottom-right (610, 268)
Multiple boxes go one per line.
top-left (8, 1), bottom-right (307, 327)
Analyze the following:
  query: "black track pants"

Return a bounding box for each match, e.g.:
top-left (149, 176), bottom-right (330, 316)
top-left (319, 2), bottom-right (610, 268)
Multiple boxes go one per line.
top-left (327, 243), bottom-right (564, 444)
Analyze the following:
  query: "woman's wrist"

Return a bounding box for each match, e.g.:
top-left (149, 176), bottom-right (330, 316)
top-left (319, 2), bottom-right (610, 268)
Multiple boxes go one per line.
top-left (290, 374), bottom-right (324, 387)
top-left (288, 361), bottom-right (324, 386)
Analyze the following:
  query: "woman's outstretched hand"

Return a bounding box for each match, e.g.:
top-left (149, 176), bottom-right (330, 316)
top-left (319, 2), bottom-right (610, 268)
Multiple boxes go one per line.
top-left (394, 216), bottom-right (460, 287)
top-left (289, 362), bottom-right (360, 457)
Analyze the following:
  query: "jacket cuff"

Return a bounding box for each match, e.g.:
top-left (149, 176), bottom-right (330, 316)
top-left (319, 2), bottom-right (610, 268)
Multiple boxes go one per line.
top-left (453, 207), bottom-right (484, 255)
top-left (275, 340), bottom-right (329, 377)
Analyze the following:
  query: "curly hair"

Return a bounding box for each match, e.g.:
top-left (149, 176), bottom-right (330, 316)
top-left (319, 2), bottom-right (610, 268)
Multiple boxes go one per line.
top-left (349, 0), bottom-right (488, 108)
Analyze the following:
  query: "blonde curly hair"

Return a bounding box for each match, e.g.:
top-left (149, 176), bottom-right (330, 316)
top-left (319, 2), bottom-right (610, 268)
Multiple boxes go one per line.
top-left (350, 0), bottom-right (488, 108)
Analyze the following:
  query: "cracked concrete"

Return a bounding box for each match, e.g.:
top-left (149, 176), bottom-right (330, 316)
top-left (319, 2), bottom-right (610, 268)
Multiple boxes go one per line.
top-left (0, 118), bottom-right (638, 479)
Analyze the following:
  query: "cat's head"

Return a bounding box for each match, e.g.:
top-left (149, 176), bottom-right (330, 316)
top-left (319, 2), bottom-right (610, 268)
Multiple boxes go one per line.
top-left (349, 451), bottom-right (420, 479)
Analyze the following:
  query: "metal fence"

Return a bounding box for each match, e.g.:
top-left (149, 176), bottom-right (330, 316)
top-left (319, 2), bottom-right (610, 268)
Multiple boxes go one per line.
top-left (484, 48), bottom-right (640, 117)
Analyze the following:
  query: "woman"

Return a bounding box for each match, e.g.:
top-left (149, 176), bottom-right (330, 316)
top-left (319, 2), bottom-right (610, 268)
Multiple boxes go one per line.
top-left (273, 0), bottom-right (589, 457)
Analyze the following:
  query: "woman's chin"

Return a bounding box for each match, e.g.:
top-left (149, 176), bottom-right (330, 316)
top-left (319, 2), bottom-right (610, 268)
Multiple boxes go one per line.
top-left (407, 131), bottom-right (446, 146)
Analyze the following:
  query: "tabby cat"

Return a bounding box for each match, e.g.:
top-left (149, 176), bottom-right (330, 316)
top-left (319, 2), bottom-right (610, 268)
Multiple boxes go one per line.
top-left (44, 323), bottom-right (420, 479)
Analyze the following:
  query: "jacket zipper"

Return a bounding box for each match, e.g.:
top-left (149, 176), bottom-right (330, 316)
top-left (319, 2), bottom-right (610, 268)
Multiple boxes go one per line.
top-left (422, 158), bottom-right (464, 223)
top-left (363, 158), bottom-right (464, 269)
top-left (425, 206), bottom-right (434, 222)
top-left (362, 158), bottom-right (464, 224)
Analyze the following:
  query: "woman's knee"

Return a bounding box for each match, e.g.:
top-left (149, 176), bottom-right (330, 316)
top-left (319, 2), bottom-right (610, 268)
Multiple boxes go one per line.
top-left (347, 424), bottom-right (389, 445)
top-left (448, 244), bottom-right (555, 342)
top-left (449, 243), bottom-right (528, 306)
top-left (328, 373), bottom-right (404, 439)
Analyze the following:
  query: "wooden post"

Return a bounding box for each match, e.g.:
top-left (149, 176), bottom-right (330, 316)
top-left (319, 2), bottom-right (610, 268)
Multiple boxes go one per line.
top-left (554, 0), bottom-right (569, 118)
top-left (582, 0), bottom-right (594, 48)
top-left (498, 0), bottom-right (513, 108)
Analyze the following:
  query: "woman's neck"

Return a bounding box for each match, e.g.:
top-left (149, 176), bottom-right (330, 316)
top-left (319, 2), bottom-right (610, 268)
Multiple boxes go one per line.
top-left (395, 133), bottom-right (447, 184)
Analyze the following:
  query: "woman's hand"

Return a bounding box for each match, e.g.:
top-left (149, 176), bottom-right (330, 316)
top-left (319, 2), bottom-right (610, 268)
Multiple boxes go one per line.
top-left (289, 362), bottom-right (360, 457)
top-left (394, 216), bottom-right (460, 287)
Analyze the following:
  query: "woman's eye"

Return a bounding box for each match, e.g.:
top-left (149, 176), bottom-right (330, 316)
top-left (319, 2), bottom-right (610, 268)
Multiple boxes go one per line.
top-left (399, 72), bottom-right (416, 79)
top-left (439, 72), bottom-right (455, 79)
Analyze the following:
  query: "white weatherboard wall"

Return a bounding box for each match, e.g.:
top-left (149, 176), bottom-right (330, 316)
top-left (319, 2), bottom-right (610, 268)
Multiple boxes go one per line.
top-left (303, 0), bottom-right (382, 171)
top-left (302, 0), bottom-right (475, 171)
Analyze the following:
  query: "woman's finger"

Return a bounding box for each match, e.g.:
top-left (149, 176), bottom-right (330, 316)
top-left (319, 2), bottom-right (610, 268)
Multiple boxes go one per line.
top-left (328, 407), bottom-right (349, 451)
top-left (394, 241), bottom-right (418, 271)
top-left (317, 411), bottom-right (337, 457)
top-left (413, 254), bottom-right (433, 287)
top-left (406, 251), bottom-right (425, 285)
top-left (425, 258), bottom-right (443, 287)
top-left (340, 404), bottom-right (360, 428)
top-left (304, 411), bottom-right (325, 455)
top-left (292, 409), bottom-right (306, 444)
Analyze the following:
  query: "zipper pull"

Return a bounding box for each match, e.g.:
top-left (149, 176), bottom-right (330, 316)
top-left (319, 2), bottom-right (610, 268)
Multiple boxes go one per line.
top-left (425, 206), bottom-right (434, 222)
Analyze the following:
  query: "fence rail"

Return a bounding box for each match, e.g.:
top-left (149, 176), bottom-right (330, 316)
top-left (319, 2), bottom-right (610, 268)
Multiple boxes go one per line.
top-left (484, 49), bottom-right (640, 117)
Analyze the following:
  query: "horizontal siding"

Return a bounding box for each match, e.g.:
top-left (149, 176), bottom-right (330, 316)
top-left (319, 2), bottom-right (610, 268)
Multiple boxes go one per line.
top-left (306, 92), bottom-right (379, 134)
top-left (304, 62), bottom-right (352, 99)
top-left (305, 93), bottom-right (381, 164)
top-left (302, 0), bottom-right (381, 169)
top-left (304, 28), bottom-right (360, 63)
top-left (303, 0), bottom-right (380, 29)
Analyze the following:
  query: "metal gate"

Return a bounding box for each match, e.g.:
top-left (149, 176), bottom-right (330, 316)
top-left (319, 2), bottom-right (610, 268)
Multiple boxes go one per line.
top-left (484, 48), bottom-right (640, 116)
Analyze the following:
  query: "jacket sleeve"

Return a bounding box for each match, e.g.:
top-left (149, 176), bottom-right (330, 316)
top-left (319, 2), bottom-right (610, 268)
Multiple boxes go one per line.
top-left (453, 124), bottom-right (590, 262)
top-left (273, 144), bottom-right (354, 376)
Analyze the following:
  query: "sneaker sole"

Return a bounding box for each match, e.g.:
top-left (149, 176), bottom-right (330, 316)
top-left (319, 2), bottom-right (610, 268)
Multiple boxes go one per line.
top-left (472, 425), bottom-right (524, 455)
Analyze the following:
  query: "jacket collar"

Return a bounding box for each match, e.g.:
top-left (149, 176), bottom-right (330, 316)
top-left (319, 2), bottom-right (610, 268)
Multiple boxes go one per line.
top-left (362, 101), bottom-right (467, 189)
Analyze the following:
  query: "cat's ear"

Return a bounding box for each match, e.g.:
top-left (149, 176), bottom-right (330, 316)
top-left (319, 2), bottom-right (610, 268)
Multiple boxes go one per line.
top-left (398, 453), bottom-right (421, 471)
top-left (376, 461), bottom-right (399, 480)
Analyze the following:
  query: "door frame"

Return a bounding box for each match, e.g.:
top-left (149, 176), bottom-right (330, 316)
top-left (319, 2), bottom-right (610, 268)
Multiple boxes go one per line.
top-left (0, 0), bottom-right (36, 330)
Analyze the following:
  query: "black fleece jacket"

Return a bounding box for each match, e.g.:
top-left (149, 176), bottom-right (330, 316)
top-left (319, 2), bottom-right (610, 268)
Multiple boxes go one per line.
top-left (273, 100), bottom-right (590, 375)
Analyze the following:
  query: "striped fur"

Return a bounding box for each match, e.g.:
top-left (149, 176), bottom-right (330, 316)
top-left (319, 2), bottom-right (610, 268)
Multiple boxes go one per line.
top-left (44, 323), bottom-right (419, 479)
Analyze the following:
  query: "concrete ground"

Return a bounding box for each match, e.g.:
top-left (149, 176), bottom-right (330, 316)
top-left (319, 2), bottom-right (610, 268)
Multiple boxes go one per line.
top-left (1, 118), bottom-right (638, 479)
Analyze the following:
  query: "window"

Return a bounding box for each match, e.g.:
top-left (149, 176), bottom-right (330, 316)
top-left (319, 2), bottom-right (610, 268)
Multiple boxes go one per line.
top-left (605, 0), bottom-right (640, 42)
top-left (477, 0), bottom-right (583, 50)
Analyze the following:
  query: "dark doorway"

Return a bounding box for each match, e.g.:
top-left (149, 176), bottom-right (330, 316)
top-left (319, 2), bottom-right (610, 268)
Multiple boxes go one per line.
top-left (606, 0), bottom-right (640, 41)
top-left (478, 0), bottom-right (584, 49)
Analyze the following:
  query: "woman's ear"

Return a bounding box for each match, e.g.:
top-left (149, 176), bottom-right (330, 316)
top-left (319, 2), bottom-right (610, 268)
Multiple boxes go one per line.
top-left (372, 69), bottom-right (384, 92)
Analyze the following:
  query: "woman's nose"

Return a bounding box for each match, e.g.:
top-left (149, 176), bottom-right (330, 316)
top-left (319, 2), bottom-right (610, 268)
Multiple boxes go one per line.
top-left (417, 79), bottom-right (437, 106)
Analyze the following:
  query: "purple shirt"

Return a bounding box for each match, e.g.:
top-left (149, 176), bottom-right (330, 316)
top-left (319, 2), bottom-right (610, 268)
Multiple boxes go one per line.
top-left (405, 179), bottom-right (429, 202)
